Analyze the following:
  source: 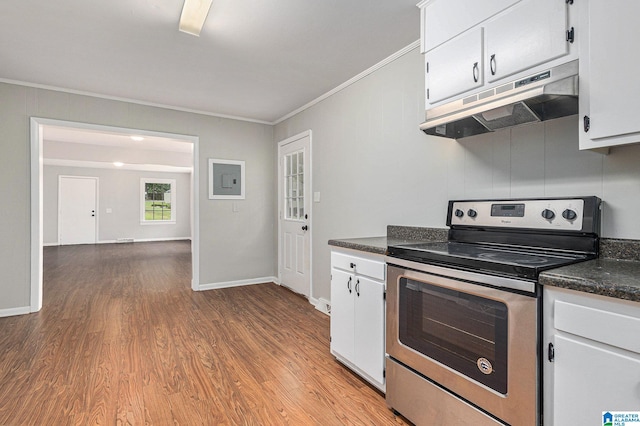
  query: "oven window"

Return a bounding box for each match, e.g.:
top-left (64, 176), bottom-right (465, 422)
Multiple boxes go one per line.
top-left (399, 277), bottom-right (508, 394)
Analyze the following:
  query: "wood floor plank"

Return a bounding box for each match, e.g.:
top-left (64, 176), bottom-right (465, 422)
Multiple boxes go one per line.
top-left (0, 241), bottom-right (407, 425)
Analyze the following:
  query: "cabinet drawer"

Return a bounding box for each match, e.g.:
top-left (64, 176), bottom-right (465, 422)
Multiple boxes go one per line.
top-left (555, 300), bottom-right (640, 354)
top-left (331, 251), bottom-right (385, 281)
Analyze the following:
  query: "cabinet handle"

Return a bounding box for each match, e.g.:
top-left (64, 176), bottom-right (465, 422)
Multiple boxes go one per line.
top-left (349, 262), bottom-right (356, 269)
top-left (566, 27), bottom-right (575, 43)
top-left (472, 62), bottom-right (479, 83)
top-left (490, 54), bottom-right (496, 76)
top-left (583, 115), bottom-right (590, 132)
top-left (347, 276), bottom-right (352, 294)
top-left (355, 279), bottom-right (360, 297)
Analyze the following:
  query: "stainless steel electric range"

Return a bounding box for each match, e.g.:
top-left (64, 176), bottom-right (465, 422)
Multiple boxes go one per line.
top-left (385, 196), bottom-right (601, 426)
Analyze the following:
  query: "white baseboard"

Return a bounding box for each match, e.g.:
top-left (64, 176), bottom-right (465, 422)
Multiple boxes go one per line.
top-left (314, 297), bottom-right (331, 316)
top-left (44, 237), bottom-right (191, 246)
top-left (104, 237), bottom-right (191, 244)
top-left (0, 306), bottom-right (31, 318)
top-left (198, 276), bottom-right (278, 291)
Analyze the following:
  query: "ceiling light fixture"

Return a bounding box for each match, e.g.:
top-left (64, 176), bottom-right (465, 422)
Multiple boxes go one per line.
top-left (113, 162), bottom-right (124, 167)
top-left (179, 0), bottom-right (213, 37)
top-left (130, 136), bottom-right (144, 141)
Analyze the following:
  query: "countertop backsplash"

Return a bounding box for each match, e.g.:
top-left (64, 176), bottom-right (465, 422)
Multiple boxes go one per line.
top-left (386, 225), bottom-right (448, 242)
top-left (599, 238), bottom-right (640, 261)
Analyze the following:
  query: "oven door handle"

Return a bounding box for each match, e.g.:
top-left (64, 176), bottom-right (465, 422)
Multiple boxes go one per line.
top-left (385, 256), bottom-right (536, 294)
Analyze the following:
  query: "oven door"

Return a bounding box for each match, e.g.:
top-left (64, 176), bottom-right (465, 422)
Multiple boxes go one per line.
top-left (386, 260), bottom-right (539, 426)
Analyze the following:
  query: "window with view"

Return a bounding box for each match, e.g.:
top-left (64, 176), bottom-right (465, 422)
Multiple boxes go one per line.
top-left (140, 178), bottom-right (176, 224)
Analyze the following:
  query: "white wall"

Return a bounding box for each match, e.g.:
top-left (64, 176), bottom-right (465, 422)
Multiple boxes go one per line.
top-left (274, 46), bottom-right (640, 303)
top-left (0, 82), bottom-right (275, 312)
top-left (43, 166), bottom-right (191, 244)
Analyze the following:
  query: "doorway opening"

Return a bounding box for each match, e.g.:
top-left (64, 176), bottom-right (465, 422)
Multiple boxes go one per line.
top-left (30, 118), bottom-right (200, 312)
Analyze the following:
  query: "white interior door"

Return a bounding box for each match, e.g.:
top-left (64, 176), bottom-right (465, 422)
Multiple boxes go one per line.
top-left (278, 132), bottom-right (311, 297)
top-left (59, 176), bottom-right (98, 245)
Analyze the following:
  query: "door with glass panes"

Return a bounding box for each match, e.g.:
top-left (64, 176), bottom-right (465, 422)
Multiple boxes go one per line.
top-left (278, 132), bottom-right (311, 297)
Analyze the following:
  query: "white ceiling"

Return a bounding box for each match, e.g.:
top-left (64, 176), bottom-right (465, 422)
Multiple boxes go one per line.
top-left (0, 0), bottom-right (420, 123)
top-left (44, 126), bottom-right (194, 153)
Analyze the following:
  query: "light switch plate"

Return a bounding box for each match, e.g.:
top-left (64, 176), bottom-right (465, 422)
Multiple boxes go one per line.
top-left (313, 192), bottom-right (321, 203)
top-left (106, 208), bottom-right (113, 214)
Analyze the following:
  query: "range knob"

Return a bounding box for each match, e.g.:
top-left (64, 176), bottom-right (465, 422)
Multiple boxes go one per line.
top-left (467, 209), bottom-right (478, 218)
top-left (562, 209), bottom-right (578, 221)
top-left (541, 209), bottom-right (555, 220)
top-left (455, 209), bottom-right (464, 218)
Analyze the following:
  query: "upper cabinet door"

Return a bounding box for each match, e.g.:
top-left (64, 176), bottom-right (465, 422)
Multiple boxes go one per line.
top-left (425, 27), bottom-right (484, 105)
top-left (579, 0), bottom-right (640, 149)
top-left (485, 0), bottom-right (569, 83)
top-left (420, 0), bottom-right (520, 53)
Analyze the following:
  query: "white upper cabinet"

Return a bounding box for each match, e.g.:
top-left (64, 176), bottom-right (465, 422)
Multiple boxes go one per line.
top-left (425, 27), bottom-right (484, 104)
top-left (419, 0), bottom-right (576, 109)
top-left (578, 0), bottom-right (640, 150)
top-left (419, 0), bottom-right (520, 53)
top-left (485, 0), bottom-right (569, 83)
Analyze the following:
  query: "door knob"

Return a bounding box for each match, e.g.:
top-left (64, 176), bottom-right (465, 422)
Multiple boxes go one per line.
top-left (301, 225), bottom-right (308, 231)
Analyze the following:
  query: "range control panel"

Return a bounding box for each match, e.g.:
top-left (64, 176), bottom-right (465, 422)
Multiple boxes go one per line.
top-left (448, 198), bottom-right (587, 231)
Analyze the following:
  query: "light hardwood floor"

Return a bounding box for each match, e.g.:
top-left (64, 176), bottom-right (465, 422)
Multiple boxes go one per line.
top-left (0, 241), bottom-right (407, 425)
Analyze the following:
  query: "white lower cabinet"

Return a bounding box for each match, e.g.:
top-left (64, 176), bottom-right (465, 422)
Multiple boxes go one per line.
top-left (330, 249), bottom-right (385, 391)
top-left (543, 287), bottom-right (640, 425)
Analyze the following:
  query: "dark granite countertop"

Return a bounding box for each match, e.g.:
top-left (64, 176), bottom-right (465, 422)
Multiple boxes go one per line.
top-left (540, 238), bottom-right (640, 303)
top-left (328, 226), bottom-right (448, 255)
top-left (327, 236), bottom-right (389, 255)
top-left (540, 258), bottom-right (640, 303)
top-left (327, 236), bottom-right (445, 255)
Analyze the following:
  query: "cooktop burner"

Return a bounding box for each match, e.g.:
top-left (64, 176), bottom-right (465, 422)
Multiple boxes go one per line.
top-left (475, 252), bottom-right (549, 265)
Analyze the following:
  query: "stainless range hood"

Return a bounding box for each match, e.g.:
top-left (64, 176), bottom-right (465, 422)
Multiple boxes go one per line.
top-left (420, 60), bottom-right (578, 139)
